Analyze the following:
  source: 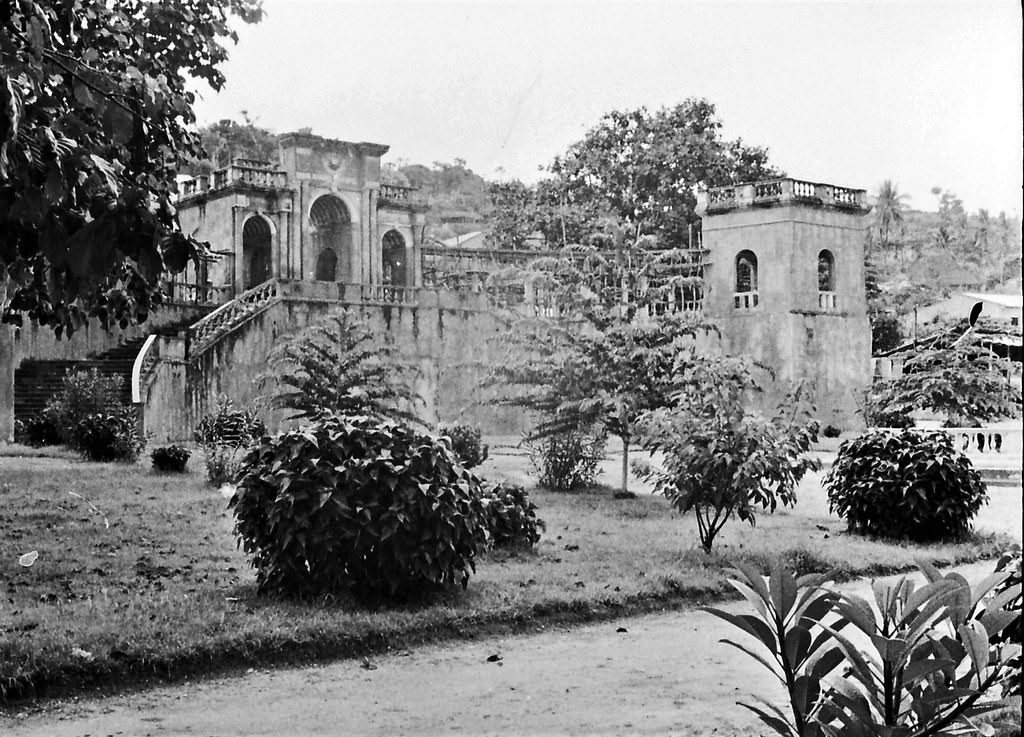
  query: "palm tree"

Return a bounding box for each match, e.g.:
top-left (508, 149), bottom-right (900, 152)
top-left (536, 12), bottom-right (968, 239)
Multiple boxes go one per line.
top-left (871, 180), bottom-right (910, 265)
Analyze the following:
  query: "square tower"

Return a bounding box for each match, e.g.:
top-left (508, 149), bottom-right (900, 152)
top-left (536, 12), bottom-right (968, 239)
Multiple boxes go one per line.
top-left (701, 178), bottom-right (872, 426)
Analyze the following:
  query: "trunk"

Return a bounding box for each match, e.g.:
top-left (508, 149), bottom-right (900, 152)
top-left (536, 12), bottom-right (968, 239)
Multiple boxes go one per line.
top-left (621, 436), bottom-right (629, 494)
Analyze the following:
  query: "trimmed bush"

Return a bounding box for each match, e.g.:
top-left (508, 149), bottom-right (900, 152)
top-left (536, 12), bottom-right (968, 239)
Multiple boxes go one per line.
top-left (75, 407), bottom-right (145, 462)
top-left (483, 481), bottom-right (544, 549)
top-left (822, 424), bottom-right (842, 438)
top-left (440, 423), bottom-right (489, 469)
top-left (231, 416), bottom-right (490, 599)
top-left (528, 427), bottom-right (605, 492)
top-left (151, 445), bottom-right (191, 472)
top-left (824, 429), bottom-right (987, 541)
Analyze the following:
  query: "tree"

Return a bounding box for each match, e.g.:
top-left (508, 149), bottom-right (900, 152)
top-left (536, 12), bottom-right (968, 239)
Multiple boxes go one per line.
top-left (485, 242), bottom-right (709, 493)
top-left (548, 99), bottom-right (781, 248)
top-left (868, 180), bottom-right (909, 264)
top-left (257, 313), bottom-right (421, 425)
top-left (871, 325), bottom-right (1022, 426)
top-left (0, 0), bottom-right (263, 334)
top-left (484, 179), bottom-right (539, 250)
top-left (185, 112), bottom-right (279, 175)
top-left (634, 354), bottom-right (820, 552)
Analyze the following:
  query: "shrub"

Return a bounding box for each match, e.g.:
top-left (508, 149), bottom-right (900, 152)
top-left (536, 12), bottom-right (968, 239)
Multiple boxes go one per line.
top-left (990, 546), bottom-right (1022, 698)
top-left (46, 368), bottom-right (125, 447)
top-left (861, 388), bottom-right (915, 428)
top-left (151, 445), bottom-right (191, 472)
top-left (193, 396), bottom-right (264, 448)
top-left (440, 423), bottom-right (489, 468)
top-left (821, 424), bottom-right (841, 438)
top-left (527, 427), bottom-right (605, 492)
top-left (824, 429), bottom-right (987, 541)
top-left (15, 409), bottom-right (62, 446)
top-left (75, 407), bottom-right (145, 462)
top-left (704, 558), bottom-right (1022, 736)
top-left (231, 415), bottom-right (490, 599)
top-left (194, 396), bottom-right (264, 485)
top-left (635, 356), bottom-right (820, 552)
top-left (483, 481), bottom-right (544, 549)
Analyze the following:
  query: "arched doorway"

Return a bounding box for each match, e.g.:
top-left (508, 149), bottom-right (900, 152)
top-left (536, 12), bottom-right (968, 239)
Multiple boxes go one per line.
top-left (242, 216), bottom-right (272, 290)
top-left (382, 230), bottom-right (407, 287)
top-left (309, 195), bottom-right (352, 281)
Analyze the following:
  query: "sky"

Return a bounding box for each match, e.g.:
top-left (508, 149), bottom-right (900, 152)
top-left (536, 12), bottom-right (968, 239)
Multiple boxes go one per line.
top-left (192, 0), bottom-right (1024, 216)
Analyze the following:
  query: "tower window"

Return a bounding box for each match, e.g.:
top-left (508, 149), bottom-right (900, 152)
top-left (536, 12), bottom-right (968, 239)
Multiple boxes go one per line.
top-left (734, 250), bottom-right (759, 309)
top-left (818, 249), bottom-right (837, 309)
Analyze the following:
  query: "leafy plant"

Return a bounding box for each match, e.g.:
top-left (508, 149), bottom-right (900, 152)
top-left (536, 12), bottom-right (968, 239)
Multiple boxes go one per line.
top-left (193, 396), bottom-right (264, 485)
top-left (870, 330), bottom-right (1021, 426)
top-left (75, 408), bottom-right (144, 462)
top-left (15, 410), bottom-right (62, 447)
top-left (46, 369), bottom-right (125, 447)
top-left (527, 425), bottom-right (606, 492)
top-left (257, 313), bottom-right (420, 424)
top-left (635, 354), bottom-right (820, 552)
top-left (824, 429), bottom-right (987, 541)
top-left (990, 546), bottom-right (1022, 698)
top-left (483, 481), bottom-right (544, 549)
top-left (440, 423), bottom-right (489, 469)
top-left (230, 415), bottom-right (491, 600)
top-left (151, 445), bottom-right (191, 473)
top-left (704, 559), bottom-right (1022, 736)
top-left (822, 424), bottom-right (842, 439)
top-left (0, 1), bottom-right (263, 333)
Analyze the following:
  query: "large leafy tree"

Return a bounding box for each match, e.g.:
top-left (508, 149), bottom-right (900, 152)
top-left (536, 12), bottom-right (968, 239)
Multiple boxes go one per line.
top-left (185, 112), bottom-right (279, 175)
top-left (0, 0), bottom-right (263, 334)
top-left (485, 99), bottom-right (781, 250)
top-left (548, 99), bottom-right (780, 248)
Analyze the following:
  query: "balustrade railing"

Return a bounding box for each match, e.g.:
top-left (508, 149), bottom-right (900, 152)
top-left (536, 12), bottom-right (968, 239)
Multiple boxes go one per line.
top-left (165, 281), bottom-right (232, 306)
top-left (734, 291), bottom-right (759, 309)
top-left (818, 291), bottom-right (838, 310)
top-left (379, 184), bottom-right (416, 202)
top-left (706, 178), bottom-right (866, 212)
top-left (186, 279), bottom-right (280, 358)
top-left (360, 283), bottom-right (418, 304)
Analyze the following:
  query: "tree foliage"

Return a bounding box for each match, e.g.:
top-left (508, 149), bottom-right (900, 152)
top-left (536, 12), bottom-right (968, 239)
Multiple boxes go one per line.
top-left (0, 0), bottom-right (263, 333)
top-left (185, 112), bottom-right (278, 175)
top-left (257, 313), bottom-right (420, 425)
top-left (870, 327), bottom-right (1021, 426)
top-left (634, 355), bottom-right (820, 552)
top-left (486, 98), bottom-right (781, 250)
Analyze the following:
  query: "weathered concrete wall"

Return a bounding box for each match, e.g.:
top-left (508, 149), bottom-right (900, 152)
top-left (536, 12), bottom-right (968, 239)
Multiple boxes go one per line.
top-left (703, 202), bottom-right (872, 427)
top-left (0, 327), bottom-right (13, 443)
top-left (142, 286), bottom-right (528, 442)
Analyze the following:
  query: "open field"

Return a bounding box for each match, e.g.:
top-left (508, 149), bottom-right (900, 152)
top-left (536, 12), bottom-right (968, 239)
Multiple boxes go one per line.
top-left (0, 444), bottom-right (1018, 706)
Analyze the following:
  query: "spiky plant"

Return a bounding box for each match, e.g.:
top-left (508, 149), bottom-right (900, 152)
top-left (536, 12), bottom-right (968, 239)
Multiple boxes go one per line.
top-left (258, 313), bottom-right (421, 425)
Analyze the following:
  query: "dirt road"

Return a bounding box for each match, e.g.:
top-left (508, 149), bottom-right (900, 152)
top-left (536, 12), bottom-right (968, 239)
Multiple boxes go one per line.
top-left (1, 561), bottom-right (1001, 737)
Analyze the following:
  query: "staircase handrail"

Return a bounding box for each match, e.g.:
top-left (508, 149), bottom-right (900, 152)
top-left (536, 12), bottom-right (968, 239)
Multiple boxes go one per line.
top-left (131, 334), bottom-right (159, 403)
top-left (186, 279), bottom-right (280, 359)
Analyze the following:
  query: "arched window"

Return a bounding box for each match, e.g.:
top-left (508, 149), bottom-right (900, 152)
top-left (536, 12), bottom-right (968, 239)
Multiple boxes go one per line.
top-left (818, 250), bottom-right (835, 291)
top-left (242, 216), bottom-right (272, 290)
top-left (382, 230), bottom-right (407, 287)
top-left (315, 248), bottom-right (337, 281)
top-left (818, 250), bottom-right (837, 309)
top-left (734, 250), bottom-right (758, 308)
top-left (309, 195), bottom-right (352, 281)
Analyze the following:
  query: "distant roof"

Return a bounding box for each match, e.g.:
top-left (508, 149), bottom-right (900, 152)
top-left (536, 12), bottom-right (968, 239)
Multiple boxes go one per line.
top-left (440, 231), bottom-right (485, 249)
top-left (962, 293), bottom-right (1024, 309)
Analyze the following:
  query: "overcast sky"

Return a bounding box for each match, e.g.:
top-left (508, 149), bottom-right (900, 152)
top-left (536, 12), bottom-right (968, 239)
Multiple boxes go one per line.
top-left (192, 0), bottom-right (1023, 216)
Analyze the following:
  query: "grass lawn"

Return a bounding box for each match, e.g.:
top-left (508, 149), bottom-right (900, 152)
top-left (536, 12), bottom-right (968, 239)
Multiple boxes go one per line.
top-left (0, 444), bottom-right (1016, 706)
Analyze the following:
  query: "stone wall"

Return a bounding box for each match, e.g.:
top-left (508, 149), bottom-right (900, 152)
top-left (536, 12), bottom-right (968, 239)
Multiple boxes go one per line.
top-left (141, 284), bottom-right (529, 442)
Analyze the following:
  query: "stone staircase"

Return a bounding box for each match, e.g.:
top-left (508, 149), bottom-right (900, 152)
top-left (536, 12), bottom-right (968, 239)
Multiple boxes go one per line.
top-left (13, 339), bottom-right (144, 422)
top-left (13, 318), bottom-right (199, 425)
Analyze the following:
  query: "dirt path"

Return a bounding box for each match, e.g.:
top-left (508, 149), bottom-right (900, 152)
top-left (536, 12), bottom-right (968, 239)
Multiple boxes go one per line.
top-left (1, 561), bottom-right (1001, 737)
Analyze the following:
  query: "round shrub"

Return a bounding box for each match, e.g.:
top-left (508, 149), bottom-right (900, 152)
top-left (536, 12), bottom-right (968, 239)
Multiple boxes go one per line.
top-left (483, 481), bottom-right (544, 549)
top-left (822, 424), bottom-right (842, 438)
top-left (151, 445), bottom-right (191, 472)
top-left (16, 410), bottom-right (62, 446)
top-left (230, 415), bottom-right (491, 599)
top-left (824, 429), bottom-right (987, 541)
top-left (527, 427), bottom-right (605, 492)
top-left (440, 423), bottom-right (489, 469)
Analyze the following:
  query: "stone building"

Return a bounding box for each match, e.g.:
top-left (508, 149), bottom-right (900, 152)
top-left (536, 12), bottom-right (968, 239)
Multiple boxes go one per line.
top-left (0, 132), bottom-right (872, 442)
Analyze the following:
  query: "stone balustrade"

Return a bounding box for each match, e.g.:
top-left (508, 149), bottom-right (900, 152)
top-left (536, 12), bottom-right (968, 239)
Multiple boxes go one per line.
top-left (818, 291), bottom-right (838, 310)
top-left (186, 279), bottom-right (280, 359)
top-left (379, 184), bottom-right (416, 202)
top-left (734, 291), bottom-right (759, 309)
top-left (707, 178), bottom-right (867, 212)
